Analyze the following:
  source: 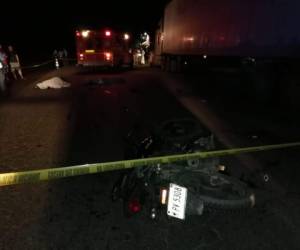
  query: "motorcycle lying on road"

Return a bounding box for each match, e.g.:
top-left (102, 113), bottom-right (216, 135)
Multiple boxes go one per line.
top-left (112, 118), bottom-right (255, 220)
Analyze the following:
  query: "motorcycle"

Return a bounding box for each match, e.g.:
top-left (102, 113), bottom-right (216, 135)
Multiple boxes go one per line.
top-left (112, 118), bottom-right (255, 220)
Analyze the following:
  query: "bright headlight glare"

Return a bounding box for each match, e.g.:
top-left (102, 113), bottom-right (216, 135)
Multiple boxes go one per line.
top-left (82, 30), bottom-right (90, 38)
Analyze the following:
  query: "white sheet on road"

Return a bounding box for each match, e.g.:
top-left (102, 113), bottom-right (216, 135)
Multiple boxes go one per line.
top-left (36, 77), bottom-right (71, 89)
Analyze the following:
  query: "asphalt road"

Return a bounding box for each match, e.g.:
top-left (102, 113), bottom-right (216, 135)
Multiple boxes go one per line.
top-left (0, 66), bottom-right (299, 250)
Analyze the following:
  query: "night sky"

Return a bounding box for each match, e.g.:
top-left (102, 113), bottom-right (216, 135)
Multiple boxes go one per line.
top-left (0, 0), bottom-right (169, 63)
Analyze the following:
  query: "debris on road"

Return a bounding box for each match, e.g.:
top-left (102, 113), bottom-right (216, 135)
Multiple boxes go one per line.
top-left (86, 79), bottom-right (104, 86)
top-left (36, 77), bottom-right (71, 89)
top-left (86, 77), bottom-right (126, 87)
top-left (104, 90), bottom-right (112, 95)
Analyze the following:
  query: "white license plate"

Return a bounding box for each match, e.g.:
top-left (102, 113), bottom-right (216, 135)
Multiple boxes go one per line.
top-left (167, 183), bottom-right (188, 220)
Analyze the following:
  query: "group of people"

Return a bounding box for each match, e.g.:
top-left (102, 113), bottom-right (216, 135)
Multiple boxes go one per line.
top-left (0, 44), bottom-right (24, 93)
top-left (53, 49), bottom-right (68, 68)
top-left (133, 32), bottom-right (151, 66)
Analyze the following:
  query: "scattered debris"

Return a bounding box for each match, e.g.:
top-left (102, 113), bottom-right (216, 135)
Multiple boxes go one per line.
top-left (86, 77), bottom-right (125, 87)
top-left (263, 174), bottom-right (270, 182)
top-left (217, 165), bottom-right (226, 172)
top-left (209, 227), bottom-right (223, 241)
top-left (86, 79), bottom-right (104, 86)
top-left (104, 90), bottom-right (112, 95)
top-left (36, 77), bottom-right (71, 89)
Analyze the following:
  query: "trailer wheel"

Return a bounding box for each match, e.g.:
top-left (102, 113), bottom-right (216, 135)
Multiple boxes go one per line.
top-left (165, 56), bottom-right (172, 72)
top-left (176, 56), bottom-right (182, 73)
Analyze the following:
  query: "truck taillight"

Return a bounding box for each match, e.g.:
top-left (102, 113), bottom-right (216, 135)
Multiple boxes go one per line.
top-left (105, 30), bottom-right (111, 37)
top-left (128, 199), bottom-right (141, 214)
top-left (160, 188), bottom-right (168, 205)
top-left (105, 52), bottom-right (112, 61)
top-left (76, 31), bottom-right (81, 37)
top-left (79, 54), bottom-right (84, 60)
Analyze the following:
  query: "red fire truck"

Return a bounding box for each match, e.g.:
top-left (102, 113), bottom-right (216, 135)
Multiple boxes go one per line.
top-left (76, 29), bottom-right (133, 68)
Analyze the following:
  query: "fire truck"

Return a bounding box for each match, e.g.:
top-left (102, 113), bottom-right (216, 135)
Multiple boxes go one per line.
top-left (76, 29), bottom-right (133, 68)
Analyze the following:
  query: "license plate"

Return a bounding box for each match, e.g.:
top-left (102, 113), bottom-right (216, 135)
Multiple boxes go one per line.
top-left (167, 183), bottom-right (188, 220)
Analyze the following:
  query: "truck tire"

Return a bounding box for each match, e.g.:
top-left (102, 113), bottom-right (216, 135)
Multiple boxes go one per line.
top-left (174, 171), bottom-right (255, 211)
top-left (166, 56), bottom-right (172, 72)
top-left (176, 56), bottom-right (182, 73)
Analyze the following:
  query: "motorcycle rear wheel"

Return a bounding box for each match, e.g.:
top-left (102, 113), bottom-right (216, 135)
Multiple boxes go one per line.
top-left (174, 171), bottom-right (255, 211)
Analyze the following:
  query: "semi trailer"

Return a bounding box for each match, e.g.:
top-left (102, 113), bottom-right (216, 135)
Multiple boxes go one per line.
top-left (154, 0), bottom-right (300, 71)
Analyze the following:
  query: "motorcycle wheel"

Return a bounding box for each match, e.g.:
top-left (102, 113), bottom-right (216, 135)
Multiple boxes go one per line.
top-left (157, 118), bottom-right (211, 144)
top-left (174, 171), bottom-right (255, 211)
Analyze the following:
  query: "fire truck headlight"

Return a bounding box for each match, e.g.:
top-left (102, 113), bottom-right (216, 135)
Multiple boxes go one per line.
top-left (124, 33), bottom-right (130, 40)
top-left (82, 30), bottom-right (90, 38)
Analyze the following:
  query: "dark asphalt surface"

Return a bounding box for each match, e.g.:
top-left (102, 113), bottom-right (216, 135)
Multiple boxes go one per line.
top-left (0, 66), bottom-right (299, 250)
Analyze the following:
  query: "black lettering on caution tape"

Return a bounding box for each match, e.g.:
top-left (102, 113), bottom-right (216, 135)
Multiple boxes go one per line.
top-left (48, 170), bottom-right (65, 179)
top-left (0, 175), bottom-right (18, 185)
top-left (18, 173), bottom-right (41, 184)
top-left (97, 163), bottom-right (125, 172)
top-left (48, 168), bottom-right (90, 180)
top-left (0, 173), bottom-right (41, 185)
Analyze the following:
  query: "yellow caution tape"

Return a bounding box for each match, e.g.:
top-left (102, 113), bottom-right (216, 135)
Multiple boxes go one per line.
top-left (0, 142), bottom-right (299, 187)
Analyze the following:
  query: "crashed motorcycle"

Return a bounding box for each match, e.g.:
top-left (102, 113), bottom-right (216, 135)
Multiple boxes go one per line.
top-left (112, 118), bottom-right (255, 220)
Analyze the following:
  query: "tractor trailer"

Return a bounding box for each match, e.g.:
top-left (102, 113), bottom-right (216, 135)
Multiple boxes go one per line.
top-left (154, 0), bottom-right (300, 71)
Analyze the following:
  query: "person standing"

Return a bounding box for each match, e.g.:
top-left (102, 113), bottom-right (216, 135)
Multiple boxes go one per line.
top-left (58, 49), bottom-right (64, 67)
top-left (0, 45), bottom-right (8, 93)
top-left (53, 49), bottom-right (60, 69)
top-left (0, 56), bottom-right (6, 93)
top-left (8, 45), bottom-right (24, 80)
top-left (63, 48), bottom-right (68, 66)
top-left (53, 49), bottom-right (58, 59)
top-left (63, 48), bottom-right (68, 58)
top-left (141, 49), bottom-right (145, 65)
top-left (0, 44), bottom-right (8, 65)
